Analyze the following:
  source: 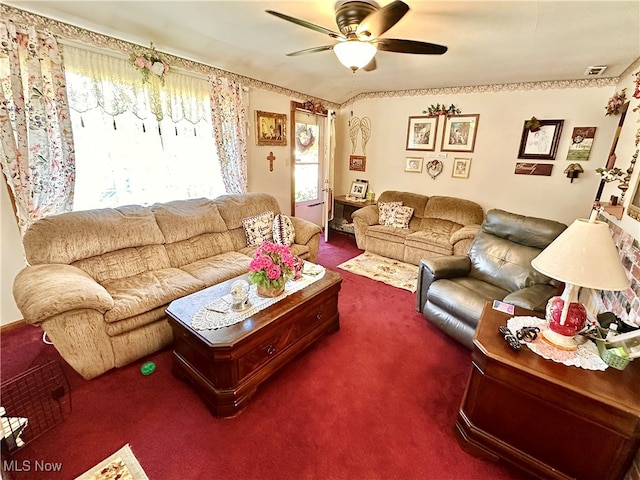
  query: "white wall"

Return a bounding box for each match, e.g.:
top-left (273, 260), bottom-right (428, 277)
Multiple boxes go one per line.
top-left (246, 89), bottom-right (296, 215)
top-left (598, 68), bottom-right (640, 239)
top-left (335, 85), bottom-right (622, 226)
top-left (1, 183), bottom-right (24, 325)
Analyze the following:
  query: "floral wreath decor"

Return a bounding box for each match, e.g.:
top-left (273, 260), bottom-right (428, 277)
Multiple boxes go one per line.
top-left (296, 125), bottom-right (315, 151)
top-left (423, 103), bottom-right (461, 117)
top-left (130, 42), bottom-right (170, 85)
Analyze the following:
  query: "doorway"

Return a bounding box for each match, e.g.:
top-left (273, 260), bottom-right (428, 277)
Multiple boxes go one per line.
top-left (290, 103), bottom-right (327, 226)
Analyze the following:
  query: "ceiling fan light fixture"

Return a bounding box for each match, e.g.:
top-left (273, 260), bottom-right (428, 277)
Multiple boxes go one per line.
top-left (334, 40), bottom-right (377, 71)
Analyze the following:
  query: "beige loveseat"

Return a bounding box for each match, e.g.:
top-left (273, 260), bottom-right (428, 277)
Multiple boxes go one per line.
top-left (352, 191), bottom-right (484, 265)
top-left (13, 193), bottom-right (321, 379)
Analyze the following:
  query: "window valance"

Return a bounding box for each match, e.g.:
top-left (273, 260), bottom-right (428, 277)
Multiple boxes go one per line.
top-left (62, 45), bottom-right (210, 124)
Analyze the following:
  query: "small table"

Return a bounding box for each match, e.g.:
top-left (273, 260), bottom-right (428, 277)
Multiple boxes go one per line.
top-left (330, 195), bottom-right (375, 235)
top-left (166, 270), bottom-right (342, 417)
top-left (457, 302), bottom-right (640, 480)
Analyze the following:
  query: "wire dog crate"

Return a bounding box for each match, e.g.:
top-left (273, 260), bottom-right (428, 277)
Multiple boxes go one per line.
top-left (0, 361), bottom-right (71, 453)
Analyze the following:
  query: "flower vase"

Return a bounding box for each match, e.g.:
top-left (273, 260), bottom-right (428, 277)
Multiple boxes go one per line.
top-left (257, 284), bottom-right (285, 298)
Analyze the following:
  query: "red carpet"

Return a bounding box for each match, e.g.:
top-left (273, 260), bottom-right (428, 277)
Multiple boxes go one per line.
top-left (1, 232), bottom-right (527, 479)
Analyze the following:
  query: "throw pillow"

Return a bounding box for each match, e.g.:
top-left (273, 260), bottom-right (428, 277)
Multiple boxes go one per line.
top-left (242, 211), bottom-right (274, 247)
top-left (273, 214), bottom-right (295, 246)
top-left (378, 201), bottom-right (403, 225)
top-left (384, 205), bottom-right (414, 229)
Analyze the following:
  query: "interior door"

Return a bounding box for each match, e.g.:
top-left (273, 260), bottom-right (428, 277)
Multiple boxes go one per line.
top-left (291, 105), bottom-right (326, 226)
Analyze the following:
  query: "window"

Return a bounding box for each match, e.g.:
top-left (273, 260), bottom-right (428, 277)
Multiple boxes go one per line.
top-left (63, 46), bottom-right (226, 211)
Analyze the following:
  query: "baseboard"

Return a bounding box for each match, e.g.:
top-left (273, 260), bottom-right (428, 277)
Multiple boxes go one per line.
top-left (0, 319), bottom-right (26, 333)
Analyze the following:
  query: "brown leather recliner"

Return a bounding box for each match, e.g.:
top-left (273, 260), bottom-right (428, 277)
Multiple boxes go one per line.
top-left (416, 209), bottom-right (567, 348)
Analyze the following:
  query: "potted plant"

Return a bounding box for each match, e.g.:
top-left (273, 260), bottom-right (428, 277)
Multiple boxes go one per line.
top-left (249, 241), bottom-right (295, 297)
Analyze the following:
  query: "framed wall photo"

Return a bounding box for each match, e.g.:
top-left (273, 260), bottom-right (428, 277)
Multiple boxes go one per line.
top-left (406, 116), bottom-right (438, 151)
top-left (255, 110), bottom-right (287, 146)
top-left (452, 157), bottom-right (471, 178)
top-left (405, 156), bottom-right (424, 173)
top-left (349, 155), bottom-right (366, 172)
top-left (628, 177), bottom-right (640, 222)
top-left (441, 114), bottom-right (480, 153)
top-left (349, 180), bottom-right (368, 199)
top-left (517, 119), bottom-right (564, 160)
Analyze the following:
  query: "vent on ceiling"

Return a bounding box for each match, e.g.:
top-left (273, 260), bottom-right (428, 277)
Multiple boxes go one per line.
top-left (584, 66), bottom-right (607, 76)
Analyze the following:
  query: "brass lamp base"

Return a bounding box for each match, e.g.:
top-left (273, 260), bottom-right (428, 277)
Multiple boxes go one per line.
top-left (541, 328), bottom-right (578, 351)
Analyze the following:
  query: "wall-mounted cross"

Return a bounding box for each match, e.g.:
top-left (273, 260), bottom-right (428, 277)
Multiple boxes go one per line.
top-left (267, 151), bottom-right (276, 172)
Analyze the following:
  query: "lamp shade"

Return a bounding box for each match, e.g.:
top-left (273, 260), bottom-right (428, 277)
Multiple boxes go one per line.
top-left (531, 218), bottom-right (630, 291)
top-left (334, 40), bottom-right (376, 71)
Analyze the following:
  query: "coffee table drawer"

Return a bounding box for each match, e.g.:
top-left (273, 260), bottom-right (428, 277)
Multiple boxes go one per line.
top-left (238, 323), bottom-right (298, 378)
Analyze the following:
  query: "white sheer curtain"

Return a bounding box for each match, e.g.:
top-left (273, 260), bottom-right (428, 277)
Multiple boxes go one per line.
top-left (62, 45), bottom-right (226, 210)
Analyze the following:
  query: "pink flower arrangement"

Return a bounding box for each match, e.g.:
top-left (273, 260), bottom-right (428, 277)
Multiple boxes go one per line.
top-left (605, 88), bottom-right (627, 116)
top-left (129, 42), bottom-right (169, 85)
top-left (249, 241), bottom-right (295, 290)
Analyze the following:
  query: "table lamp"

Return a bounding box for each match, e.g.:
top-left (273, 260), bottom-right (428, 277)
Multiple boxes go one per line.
top-left (531, 211), bottom-right (630, 350)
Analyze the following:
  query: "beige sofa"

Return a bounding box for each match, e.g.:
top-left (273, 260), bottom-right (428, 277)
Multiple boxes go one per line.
top-left (13, 193), bottom-right (321, 379)
top-left (351, 191), bottom-right (484, 265)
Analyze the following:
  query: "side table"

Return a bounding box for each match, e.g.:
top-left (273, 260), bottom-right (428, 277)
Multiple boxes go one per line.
top-left (329, 195), bottom-right (375, 235)
top-left (456, 302), bottom-right (640, 480)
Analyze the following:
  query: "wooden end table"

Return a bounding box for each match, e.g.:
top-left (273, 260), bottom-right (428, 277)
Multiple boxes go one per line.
top-left (330, 195), bottom-right (375, 235)
top-left (457, 302), bottom-right (640, 480)
top-left (166, 270), bottom-right (342, 417)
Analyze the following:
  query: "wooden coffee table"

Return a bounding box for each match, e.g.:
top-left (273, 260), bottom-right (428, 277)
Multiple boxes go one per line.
top-left (166, 269), bottom-right (342, 417)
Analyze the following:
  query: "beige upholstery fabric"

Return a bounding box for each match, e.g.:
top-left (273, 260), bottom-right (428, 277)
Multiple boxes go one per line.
top-left (13, 193), bottom-right (321, 380)
top-left (352, 191), bottom-right (483, 265)
top-left (23, 205), bottom-right (165, 265)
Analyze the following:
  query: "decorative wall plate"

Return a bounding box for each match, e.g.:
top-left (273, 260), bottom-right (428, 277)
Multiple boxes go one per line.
top-left (426, 159), bottom-right (443, 179)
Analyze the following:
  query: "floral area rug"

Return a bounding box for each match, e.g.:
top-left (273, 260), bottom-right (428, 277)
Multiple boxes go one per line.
top-left (337, 252), bottom-right (419, 292)
top-left (75, 444), bottom-right (149, 480)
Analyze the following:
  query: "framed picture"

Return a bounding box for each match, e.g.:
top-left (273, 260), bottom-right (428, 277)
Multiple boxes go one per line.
top-left (349, 155), bottom-right (366, 172)
top-left (452, 157), bottom-right (471, 178)
top-left (566, 127), bottom-right (596, 161)
top-left (441, 114), bottom-right (480, 153)
top-left (405, 156), bottom-right (424, 173)
top-left (349, 180), bottom-right (368, 199)
top-left (255, 110), bottom-right (287, 146)
top-left (628, 175), bottom-right (640, 222)
top-left (517, 119), bottom-right (564, 160)
top-left (406, 116), bottom-right (438, 151)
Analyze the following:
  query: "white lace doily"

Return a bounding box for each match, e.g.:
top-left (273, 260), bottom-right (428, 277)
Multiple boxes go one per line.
top-left (191, 267), bottom-right (326, 330)
top-left (507, 316), bottom-right (608, 371)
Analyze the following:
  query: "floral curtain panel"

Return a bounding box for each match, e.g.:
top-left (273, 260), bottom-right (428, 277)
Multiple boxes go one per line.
top-left (0, 21), bottom-right (75, 234)
top-left (209, 75), bottom-right (248, 194)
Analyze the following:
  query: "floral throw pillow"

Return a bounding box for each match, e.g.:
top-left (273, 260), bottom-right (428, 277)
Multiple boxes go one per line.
top-left (273, 214), bottom-right (295, 246)
top-left (242, 211), bottom-right (274, 247)
top-left (384, 205), bottom-right (414, 229)
top-left (378, 201), bottom-right (403, 225)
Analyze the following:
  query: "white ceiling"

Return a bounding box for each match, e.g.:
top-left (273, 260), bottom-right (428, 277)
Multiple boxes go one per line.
top-left (4, 1), bottom-right (640, 104)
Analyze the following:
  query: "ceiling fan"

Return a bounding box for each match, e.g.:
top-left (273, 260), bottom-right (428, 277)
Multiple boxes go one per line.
top-left (266, 0), bottom-right (447, 72)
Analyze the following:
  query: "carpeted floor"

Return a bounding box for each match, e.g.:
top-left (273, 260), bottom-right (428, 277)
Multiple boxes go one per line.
top-left (0, 232), bottom-right (528, 480)
top-left (337, 251), bottom-right (419, 292)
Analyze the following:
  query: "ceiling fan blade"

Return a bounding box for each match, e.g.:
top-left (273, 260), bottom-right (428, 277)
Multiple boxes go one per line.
top-left (286, 45), bottom-right (335, 57)
top-left (266, 10), bottom-right (345, 39)
top-left (356, 0), bottom-right (409, 38)
top-left (374, 38), bottom-right (448, 55)
top-left (362, 57), bottom-right (377, 71)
